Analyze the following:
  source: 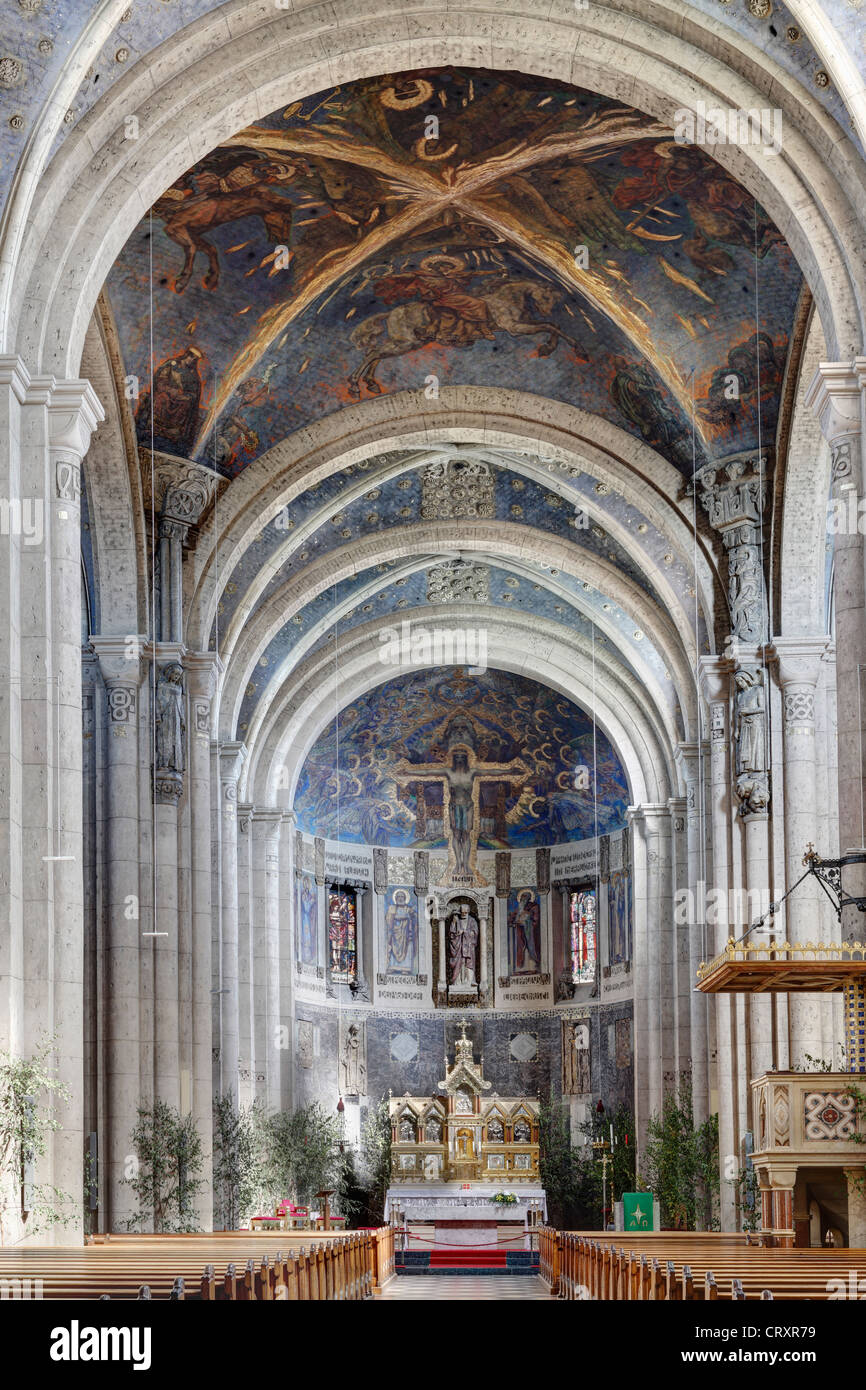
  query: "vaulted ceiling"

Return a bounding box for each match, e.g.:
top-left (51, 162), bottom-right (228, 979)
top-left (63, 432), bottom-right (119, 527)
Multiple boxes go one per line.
top-left (105, 68), bottom-right (804, 477)
top-left (83, 60), bottom-right (821, 797)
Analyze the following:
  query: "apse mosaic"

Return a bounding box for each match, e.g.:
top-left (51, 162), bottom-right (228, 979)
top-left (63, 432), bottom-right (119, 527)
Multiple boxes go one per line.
top-left (105, 68), bottom-right (803, 478)
top-left (294, 667), bottom-right (631, 848)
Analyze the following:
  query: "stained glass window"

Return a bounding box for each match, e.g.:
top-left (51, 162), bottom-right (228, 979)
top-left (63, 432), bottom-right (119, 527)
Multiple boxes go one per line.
top-left (570, 887), bottom-right (597, 984)
top-left (328, 886), bottom-right (357, 983)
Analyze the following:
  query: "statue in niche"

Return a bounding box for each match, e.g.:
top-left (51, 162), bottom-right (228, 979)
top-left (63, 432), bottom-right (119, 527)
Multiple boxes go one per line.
top-left (155, 662), bottom-right (185, 773)
top-left (455, 1087), bottom-right (474, 1115)
top-left (514, 1119), bottom-right (531, 1143)
top-left (448, 902), bottom-right (479, 987)
top-left (339, 1021), bottom-right (366, 1096)
top-left (424, 1117), bottom-right (442, 1142)
top-left (399, 1115), bottom-right (416, 1142)
top-left (487, 1117), bottom-right (504, 1143)
top-left (733, 665), bottom-right (769, 814)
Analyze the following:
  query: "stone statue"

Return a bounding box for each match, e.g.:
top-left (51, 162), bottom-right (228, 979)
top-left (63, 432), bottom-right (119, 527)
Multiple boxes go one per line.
top-left (339, 1020), bottom-right (366, 1096)
top-left (727, 537), bottom-right (764, 643)
top-left (448, 903), bottom-right (479, 987)
top-left (734, 665), bottom-right (769, 815)
top-left (155, 662), bottom-right (185, 774)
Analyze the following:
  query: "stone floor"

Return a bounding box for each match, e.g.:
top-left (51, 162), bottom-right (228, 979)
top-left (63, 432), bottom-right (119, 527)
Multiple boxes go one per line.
top-left (377, 1276), bottom-right (553, 1300)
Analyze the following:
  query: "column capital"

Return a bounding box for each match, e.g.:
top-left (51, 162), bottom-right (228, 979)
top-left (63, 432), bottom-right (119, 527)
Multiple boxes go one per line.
top-left (674, 740), bottom-right (709, 778)
top-left (252, 806), bottom-right (284, 837)
top-left (44, 379), bottom-right (105, 462)
top-left (698, 654), bottom-right (733, 703)
top-left (770, 635), bottom-right (831, 688)
top-left (90, 633), bottom-right (149, 685)
top-left (281, 809), bottom-right (297, 827)
top-left (0, 353), bottom-right (31, 402)
top-left (628, 803), bottom-right (671, 828)
top-left (217, 740), bottom-right (247, 784)
top-left (184, 650), bottom-right (223, 700)
top-left (805, 359), bottom-right (866, 445)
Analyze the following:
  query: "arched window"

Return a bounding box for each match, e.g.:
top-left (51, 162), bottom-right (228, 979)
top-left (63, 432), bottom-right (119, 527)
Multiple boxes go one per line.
top-left (328, 885), bottom-right (357, 983)
top-left (570, 887), bottom-right (597, 984)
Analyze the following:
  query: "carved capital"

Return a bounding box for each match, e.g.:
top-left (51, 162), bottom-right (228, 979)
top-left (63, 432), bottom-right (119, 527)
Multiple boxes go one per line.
top-left (218, 740), bottom-right (247, 787)
top-left (154, 769), bottom-right (183, 805)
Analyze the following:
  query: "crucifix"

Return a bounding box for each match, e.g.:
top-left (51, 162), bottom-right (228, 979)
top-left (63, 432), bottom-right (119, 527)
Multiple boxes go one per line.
top-left (393, 744), bottom-right (528, 881)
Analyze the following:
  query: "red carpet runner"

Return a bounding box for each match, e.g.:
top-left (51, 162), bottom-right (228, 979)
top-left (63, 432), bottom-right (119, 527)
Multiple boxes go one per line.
top-left (428, 1248), bottom-right (507, 1268)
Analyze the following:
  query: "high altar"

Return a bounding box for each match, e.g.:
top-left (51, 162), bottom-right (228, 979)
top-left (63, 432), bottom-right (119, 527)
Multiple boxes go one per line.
top-left (384, 1023), bottom-right (546, 1244)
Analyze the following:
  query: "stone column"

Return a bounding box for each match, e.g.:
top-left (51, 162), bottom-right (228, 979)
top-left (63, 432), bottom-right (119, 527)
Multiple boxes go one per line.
top-left (806, 361), bottom-right (866, 942)
top-left (675, 741), bottom-right (711, 1127)
top-left (236, 803), bottom-right (254, 1106)
top-left (700, 657), bottom-right (738, 1230)
top-left (437, 916), bottom-right (446, 996)
top-left (668, 796), bottom-right (689, 1090)
top-left (152, 666), bottom-right (183, 1114)
top-left (91, 636), bottom-right (146, 1232)
top-left (252, 808), bottom-right (283, 1109)
top-left (216, 742), bottom-right (246, 1104)
top-left (774, 638), bottom-right (828, 1067)
top-left (630, 806), bottom-right (672, 1131)
top-left (479, 898), bottom-right (489, 1001)
top-left (278, 811), bottom-right (296, 1113)
top-left (184, 653), bottom-right (218, 1226)
top-left (844, 1167), bottom-right (866, 1247)
top-left (0, 373), bottom-right (104, 1245)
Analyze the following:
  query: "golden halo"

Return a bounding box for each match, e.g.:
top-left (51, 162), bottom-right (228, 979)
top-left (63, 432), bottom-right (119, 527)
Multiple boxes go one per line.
top-left (419, 254), bottom-right (465, 275)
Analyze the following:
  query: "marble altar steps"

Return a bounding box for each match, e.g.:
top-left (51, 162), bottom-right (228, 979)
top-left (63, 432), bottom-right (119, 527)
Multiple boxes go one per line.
top-left (0, 1230), bottom-right (396, 1300)
top-left (398, 1248), bottom-right (540, 1276)
top-left (540, 1229), bottom-right (866, 1301)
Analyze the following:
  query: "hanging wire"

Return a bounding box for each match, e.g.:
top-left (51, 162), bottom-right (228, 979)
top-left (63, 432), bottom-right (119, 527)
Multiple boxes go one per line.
top-left (148, 206), bottom-right (158, 954)
top-left (687, 365), bottom-right (709, 964)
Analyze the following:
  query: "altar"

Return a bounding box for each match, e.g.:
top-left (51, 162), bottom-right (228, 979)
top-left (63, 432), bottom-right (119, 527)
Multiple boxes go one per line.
top-left (385, 1022), bottom-right (546, 1250)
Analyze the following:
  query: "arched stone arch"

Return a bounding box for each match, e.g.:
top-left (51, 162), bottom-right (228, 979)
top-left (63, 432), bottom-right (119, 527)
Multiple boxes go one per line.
top-left (242, 618), bottom-right (671, 809)
top-left (184, 391), bottom-right (720, 660)
top-left (6, 1), bottom-right (864, 383)
top-left (779, 307), bottom-right (833, 637)
top-left (79, 302), bottom-right (149, 638)
top-left (216, 523), bottom-right (697, 747)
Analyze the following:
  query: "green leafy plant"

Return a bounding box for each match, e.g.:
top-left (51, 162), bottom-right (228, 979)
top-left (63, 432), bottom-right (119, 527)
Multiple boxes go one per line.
top-left (213, 1094), bottom-right (269, 1229)
top-left (0, 1039), bottom-right (75, 1241)
top-left (642, 1078), bottom-right (719, 1230)
top-left (122, 1101), bottom-right (206, 1233)
top-left (262, 1102), bottom-right (343, 1207)
top-left (356, 1096), bottom-right (392, 1226)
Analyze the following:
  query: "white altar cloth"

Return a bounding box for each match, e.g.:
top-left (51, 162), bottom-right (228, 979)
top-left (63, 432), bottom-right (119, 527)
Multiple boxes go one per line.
top-left (384, 1182), bottom-right (547, 1224)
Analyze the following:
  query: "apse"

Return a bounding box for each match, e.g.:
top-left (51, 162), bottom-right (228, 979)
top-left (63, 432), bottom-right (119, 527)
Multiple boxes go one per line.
top-left (294, 666), bottom-right (631, 848)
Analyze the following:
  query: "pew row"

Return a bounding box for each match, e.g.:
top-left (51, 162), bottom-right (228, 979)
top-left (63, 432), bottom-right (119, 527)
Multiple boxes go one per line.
top-left (538, 1228), bottom-right (866, 1301)
top-left (0, 1228), bottom-right (395, 1301)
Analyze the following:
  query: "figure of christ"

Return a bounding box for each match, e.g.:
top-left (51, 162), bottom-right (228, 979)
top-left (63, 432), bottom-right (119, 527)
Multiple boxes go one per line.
top-left (393, 746), bottom-right (528, 881)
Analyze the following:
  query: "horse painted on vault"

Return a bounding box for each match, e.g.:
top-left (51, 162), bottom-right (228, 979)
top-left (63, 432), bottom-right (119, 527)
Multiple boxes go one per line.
top-left (346, 279), bottom-right (586, 397)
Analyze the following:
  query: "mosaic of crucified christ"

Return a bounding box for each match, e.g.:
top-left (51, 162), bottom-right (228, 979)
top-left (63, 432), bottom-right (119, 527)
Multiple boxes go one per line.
top-left (107, 68), bottom-right (800, 477)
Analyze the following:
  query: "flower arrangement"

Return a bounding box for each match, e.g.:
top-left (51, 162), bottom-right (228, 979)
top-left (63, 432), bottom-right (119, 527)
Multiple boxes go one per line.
top-left (490, 1192), bottom-right (518, 1206)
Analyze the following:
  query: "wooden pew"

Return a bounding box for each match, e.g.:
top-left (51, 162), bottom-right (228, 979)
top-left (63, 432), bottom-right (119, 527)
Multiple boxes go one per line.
top-left (0, 1228), bottom-right (387, 1300)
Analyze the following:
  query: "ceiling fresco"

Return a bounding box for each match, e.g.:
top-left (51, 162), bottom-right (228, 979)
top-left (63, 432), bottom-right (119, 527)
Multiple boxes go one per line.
top-left (293, 667), bottom-right (631, 847)
top-left (2, 1), bottom-right (857, 240)
top-left (104, 67), bottom-right (804, 477)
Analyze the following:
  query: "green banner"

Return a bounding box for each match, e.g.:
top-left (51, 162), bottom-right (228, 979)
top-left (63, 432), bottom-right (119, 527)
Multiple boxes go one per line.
top-left (622, 1192), bottom-right (654, 1231)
